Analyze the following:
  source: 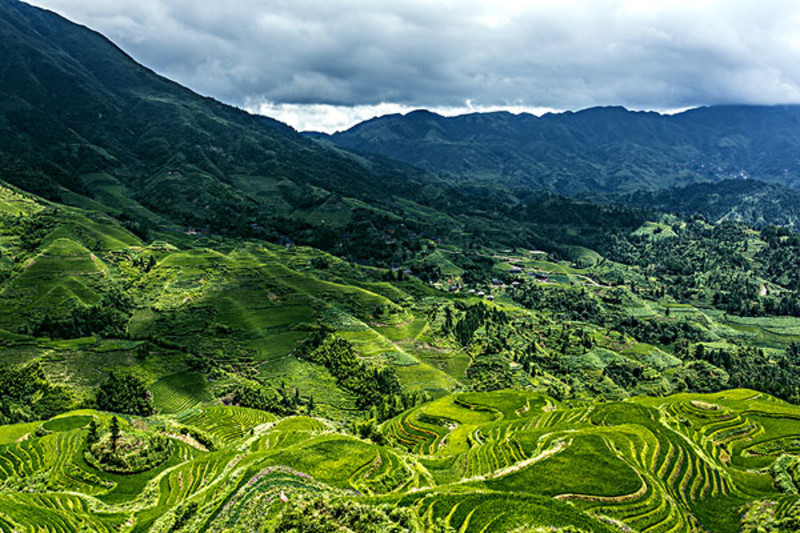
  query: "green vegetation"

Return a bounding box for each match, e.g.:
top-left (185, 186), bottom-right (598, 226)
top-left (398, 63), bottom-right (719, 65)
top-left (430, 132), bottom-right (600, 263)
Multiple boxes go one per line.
top-left (3, 3), bottom-right (800, 531)
top-left (1, 171), bottom-right (800, 531)
top-left (266, 498), bottom-right (424, 533)
top-left (327, 107), bottom-right (800, 196)
top-left (85, 416), bottom-right (172, 473)
top-left (96, 373), bottom-right (155, 417)
top-left (298, 334), bottom-right (401, 408)
top-left (0, 361), bottom-right (71, 424)
top-left (0, 389), bottom-right (794, 532)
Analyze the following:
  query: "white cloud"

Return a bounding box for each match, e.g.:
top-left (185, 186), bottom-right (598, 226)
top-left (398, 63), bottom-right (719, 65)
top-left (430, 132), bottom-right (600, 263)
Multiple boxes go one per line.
top-left (25, 0), bottom-right (800, 130)
top-left (249, 101), bottom-right (560, 133)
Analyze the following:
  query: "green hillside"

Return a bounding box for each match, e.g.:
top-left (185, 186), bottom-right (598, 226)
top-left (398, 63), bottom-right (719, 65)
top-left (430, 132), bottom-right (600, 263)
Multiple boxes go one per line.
top-left (2, 1), bottom-right (800, 531)
top-left (0, 174), bottom-right (798, 530)
top-left (616, 179), bottom-right (800, 230)
top-left (1, 0), bottom-right (629, 268)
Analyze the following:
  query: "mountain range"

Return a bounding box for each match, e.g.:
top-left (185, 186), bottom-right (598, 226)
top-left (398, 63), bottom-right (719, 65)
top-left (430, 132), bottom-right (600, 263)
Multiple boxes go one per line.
top-left (321, 105), bottom-right (800, 194)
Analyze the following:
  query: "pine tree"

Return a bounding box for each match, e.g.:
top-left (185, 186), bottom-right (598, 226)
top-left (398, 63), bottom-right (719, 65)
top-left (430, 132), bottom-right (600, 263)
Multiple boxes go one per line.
top-left (110, 416), bottom-right (121, 452)
top-left (87, 419), bottom-right (98, 445)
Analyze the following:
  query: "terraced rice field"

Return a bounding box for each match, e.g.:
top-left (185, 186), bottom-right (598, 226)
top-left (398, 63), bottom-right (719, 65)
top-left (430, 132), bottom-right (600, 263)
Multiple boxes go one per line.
top-left (151, 372), bottom-right (212, 414)
top-left (0, 389), bottom-right (796, 532)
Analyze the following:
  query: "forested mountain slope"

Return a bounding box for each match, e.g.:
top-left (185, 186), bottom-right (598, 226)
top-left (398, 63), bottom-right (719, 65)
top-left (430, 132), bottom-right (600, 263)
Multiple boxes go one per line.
top-left (0, 0), bottom-right (661, 265)
top-left (614, 179), bottom-right (800, 229)
top-left (0, 0), bottom-right (478, 247)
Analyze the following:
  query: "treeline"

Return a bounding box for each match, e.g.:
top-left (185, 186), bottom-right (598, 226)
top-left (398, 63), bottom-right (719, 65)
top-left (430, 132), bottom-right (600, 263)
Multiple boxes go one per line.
top-left (95, 372), bottom-right (154, 416)
top-left (225, 377), bottom-right (306, 416)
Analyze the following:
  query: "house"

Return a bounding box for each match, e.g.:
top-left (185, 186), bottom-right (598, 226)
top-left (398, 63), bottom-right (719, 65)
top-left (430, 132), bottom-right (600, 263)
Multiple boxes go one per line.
top-left (491, 278), bottom-right (504, 286)
top-left (510, 267), bottom-right (523, 274)
top-left (477, 291), bottom-right (486, 297)
top-left (486, 294), bottom-right (495, 301)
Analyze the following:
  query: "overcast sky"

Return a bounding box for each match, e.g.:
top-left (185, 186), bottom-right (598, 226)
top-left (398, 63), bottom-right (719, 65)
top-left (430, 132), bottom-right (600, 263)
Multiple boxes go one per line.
top-left (25, 0), bottom-right (800, 132)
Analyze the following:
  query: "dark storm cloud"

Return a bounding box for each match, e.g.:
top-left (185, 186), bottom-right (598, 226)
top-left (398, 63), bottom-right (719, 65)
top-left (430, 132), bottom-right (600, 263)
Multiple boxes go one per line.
top-left (24, 0), bottom-right (800, 130)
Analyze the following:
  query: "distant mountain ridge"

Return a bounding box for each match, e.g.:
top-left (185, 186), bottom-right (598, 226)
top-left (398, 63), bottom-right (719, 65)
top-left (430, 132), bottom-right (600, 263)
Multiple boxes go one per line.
top-left (320, 105), bottom-right (800, 194)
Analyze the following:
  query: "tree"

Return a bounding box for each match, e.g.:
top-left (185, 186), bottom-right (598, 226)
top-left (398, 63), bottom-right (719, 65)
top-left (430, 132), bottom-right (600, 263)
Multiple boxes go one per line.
top-left (109, 417), bottom-right (121, 452)
top-left (86, 419), bottom-right (99, 445)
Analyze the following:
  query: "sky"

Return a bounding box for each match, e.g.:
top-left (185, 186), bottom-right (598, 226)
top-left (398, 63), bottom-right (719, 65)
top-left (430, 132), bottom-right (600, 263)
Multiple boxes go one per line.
top-left (25, 0), bottom-right (800, 132)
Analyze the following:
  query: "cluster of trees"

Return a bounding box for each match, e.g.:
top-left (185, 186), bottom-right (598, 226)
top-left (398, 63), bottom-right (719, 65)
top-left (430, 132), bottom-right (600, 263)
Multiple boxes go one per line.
top-left (274, 208), bottom-right (428, 267)
top-left (409, 258), bottom-right (443, 283)
top-left (369, 391), bottom-right (431, 423)
top-left (510, 285), bottom-right (601, 322)
top-left (225, 378), bottom-right (304, 416)
top-left (30, 302), bottom-right (129, 339)
top-left (673, 360), bottom-right (731, 394)
top-left (353, 419), bottom-right (386, 445)
top-left (29, 287), bottom-right (133, 339)
top-left (9, 209), bottom-right (57, 252)
top-left (0, 361), bottom-right (71, 424)
top-left (451, 253), bottom-right (495, 285)
top-left (131, 254), bottom-right (157, 272)
top-left (608, 220), bottom-right (800, 317)
top-left (603, 359), bottom-right (648, 390)
top-left (297, 335), bottom-right (401, 408)
top-left (95, 372), bottom-right (154, 416)
top-left (760, 226), bottom-right (800, 291)
top-left (440, 302), bottom-right (508, 346)
top-left (607, 314), bottom-right (705, 347)
top-left (84, 416), bottom-right (171, 473)
top-left (267, 497), bottom-right (450, 533)
top-left (466, 356), bottom-right (515, 392)
top-left (687, 343), bottom-right (800, 403)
